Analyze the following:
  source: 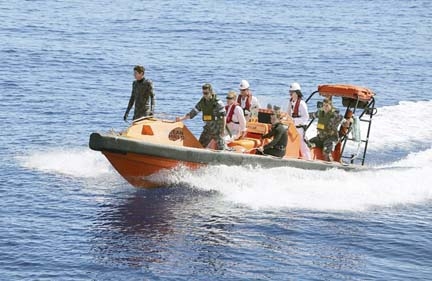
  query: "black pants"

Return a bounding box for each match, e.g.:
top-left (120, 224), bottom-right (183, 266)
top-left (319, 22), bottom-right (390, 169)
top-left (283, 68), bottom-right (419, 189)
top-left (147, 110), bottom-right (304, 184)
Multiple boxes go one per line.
top-left (256, 147), bottom-right (286, 158)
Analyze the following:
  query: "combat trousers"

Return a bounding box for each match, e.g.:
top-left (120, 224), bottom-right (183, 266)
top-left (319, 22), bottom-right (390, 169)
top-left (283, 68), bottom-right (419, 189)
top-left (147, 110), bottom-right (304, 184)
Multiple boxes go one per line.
top-left (199, 121), bottom-right (225, 150)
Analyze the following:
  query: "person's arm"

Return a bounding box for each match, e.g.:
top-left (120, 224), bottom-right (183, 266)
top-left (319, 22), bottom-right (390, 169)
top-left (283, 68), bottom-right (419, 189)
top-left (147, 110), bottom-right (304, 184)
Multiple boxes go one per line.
top-left (297, 101), bottom-right (309, 126)
top-left (287, 101), bottom-right (292, 117)
top-left (262, 127), bottom-right (275, 139)
top-left (148, 80), bottom-right (155, 114)
top-left (310, 109), bottom-right (319, 119)
top-left (176, 114), bottom-right (190, 122)
top-left (328, 113), bottom-right (343, 135)
top-left (123, 82), bottom-right (135, 121)
top-left (235, 106), bottom-right (247, 138)
top-left (176, 100), bottom-right (201, 122)
top-left (216, 99), bottom-right (227, 136)
top-left (250, 96), bottom-right (260, 119)
top-left (252, 96), bottom-right (260, 110)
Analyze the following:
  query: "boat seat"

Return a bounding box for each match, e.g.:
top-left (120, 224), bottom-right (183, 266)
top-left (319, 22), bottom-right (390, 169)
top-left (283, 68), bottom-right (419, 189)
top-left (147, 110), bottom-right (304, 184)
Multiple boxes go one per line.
top-left (228, 138), bottom-right (263, 150)
top-left (310, 146), bottom-right (341, 162)
top-left (245, 122), bottom-right (269, 138)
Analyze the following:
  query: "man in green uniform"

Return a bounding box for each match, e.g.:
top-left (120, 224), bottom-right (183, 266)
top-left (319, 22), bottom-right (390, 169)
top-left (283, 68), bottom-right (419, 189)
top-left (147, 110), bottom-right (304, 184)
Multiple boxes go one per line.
top-left (256, 109), bottom-right (288, 158)
top-left (176, 83), bottom-right (226, 150)
top-left (123, 65), bottom-right (155, 121)
top-left (309, 98), bottom-right (343, 161)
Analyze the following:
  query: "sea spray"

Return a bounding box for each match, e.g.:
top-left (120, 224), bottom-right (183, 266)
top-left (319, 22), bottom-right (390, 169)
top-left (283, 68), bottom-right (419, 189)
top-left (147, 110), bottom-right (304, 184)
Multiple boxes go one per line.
top-left (18, 148), bottom-right (112, 178)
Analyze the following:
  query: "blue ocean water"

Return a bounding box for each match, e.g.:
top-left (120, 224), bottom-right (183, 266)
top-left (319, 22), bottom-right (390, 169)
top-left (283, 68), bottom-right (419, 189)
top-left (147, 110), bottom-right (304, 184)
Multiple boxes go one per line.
top-left (1, 0), bottom-right (432, 280)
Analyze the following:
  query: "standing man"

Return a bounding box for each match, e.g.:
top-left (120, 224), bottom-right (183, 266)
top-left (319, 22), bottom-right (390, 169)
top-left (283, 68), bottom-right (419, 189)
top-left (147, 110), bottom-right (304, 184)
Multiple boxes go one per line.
top-left (309, 98), bottom-right (343, 161)
top-left (237, 79), bottom-right (260, 121)
top-left (287, 82), bottom-right (311, 160)
top-left (256, 109), bottom-right (288, 158)
top-left (123, 65), bottom-right (155, 121)
top-left (176, 83), bottom-right (226, 150)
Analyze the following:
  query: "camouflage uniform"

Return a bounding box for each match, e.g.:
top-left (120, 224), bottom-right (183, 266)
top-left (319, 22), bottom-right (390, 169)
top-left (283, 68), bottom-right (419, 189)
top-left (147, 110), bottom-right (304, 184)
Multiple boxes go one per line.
top-left (187, 94), bottom-right (226, 150)
top-left (124, 78), bottom-right (155, 120)
top-left (309, 109), bottom-right (343, 159)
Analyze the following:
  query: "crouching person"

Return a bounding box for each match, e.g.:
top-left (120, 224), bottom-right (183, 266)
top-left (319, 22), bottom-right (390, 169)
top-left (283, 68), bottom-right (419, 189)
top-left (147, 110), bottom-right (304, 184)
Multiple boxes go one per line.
top-left (256, 109), bottom-right (287, 158)
top-left (309, 98), bottom-right (343, 161)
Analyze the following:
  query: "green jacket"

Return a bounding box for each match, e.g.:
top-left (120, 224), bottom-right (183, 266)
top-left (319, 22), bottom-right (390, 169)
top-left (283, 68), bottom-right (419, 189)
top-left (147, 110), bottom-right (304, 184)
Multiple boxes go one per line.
top-left (125, 78), bottom-right (155, 119)
top-left (316, 109), bottom-right (342, 138)
top-left (188, 94), bottom-right (226, 122)
top-left (263, 122), bottom-right (288, 150)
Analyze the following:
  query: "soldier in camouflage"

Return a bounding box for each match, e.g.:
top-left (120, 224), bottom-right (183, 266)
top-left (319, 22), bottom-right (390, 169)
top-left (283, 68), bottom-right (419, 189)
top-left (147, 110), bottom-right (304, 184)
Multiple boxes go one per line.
top-left (309, 98), bottom-right (343, 161)
top-left (123, 65), bottom-right (155, 121)
top-left (176, 83), bottom-right (226, 150)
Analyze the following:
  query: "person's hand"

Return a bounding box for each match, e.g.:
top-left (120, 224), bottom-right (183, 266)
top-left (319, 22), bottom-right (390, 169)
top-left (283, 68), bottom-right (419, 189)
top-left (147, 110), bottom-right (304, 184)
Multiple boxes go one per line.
top-left (237, 132), bottom-right (247, 140)
top-left (257, 146), bottom-right (264, 152)
top-left (123, 113), bottom-right (128, 122)
top-left (175, 116), bottom-right (182, 122)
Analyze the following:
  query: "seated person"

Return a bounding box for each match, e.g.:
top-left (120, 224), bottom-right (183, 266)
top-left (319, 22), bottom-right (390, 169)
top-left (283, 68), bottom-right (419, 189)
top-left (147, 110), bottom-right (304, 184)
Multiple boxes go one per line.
top-left (224, 90), bottom-right (247, 142)
top-left (339, 109), bottom-right (354, 138)
top-left (309, 98), bottom-right (343, 161)
top-left (238, 79), bottom-right (260, 121)
top-left (256, 109), bottom-right (287, 158)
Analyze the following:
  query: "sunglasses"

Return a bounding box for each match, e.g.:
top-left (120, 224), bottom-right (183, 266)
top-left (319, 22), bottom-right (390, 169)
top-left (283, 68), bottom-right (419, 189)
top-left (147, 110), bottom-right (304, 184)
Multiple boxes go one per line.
top-left (226, 97), bottom-right (234, 100)
top-left (202, 91), bottom-right (210, 95)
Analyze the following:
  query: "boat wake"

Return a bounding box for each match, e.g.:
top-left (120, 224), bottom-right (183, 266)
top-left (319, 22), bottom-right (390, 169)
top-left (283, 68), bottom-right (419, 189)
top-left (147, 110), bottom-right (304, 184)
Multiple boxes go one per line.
top-left (162, 147), bottom-right (432, 212)
top-left (18, 148), bottom-right (113, 178)
top-left (366, 100), bottom-right (432, 152)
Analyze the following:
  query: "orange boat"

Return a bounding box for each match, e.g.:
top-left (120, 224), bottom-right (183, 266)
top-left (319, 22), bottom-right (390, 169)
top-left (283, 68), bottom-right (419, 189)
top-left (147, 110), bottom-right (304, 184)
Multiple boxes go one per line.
top-left (89, 84), bottom-right (376, 188)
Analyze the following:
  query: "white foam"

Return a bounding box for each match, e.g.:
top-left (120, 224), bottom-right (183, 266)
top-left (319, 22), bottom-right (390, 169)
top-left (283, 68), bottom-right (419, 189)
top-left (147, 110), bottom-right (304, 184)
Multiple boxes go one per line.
top-left (385, 146), bottom-right (432, 168)
top-left (19, 148), bottom-right (112, 178)
top-left (164, 148), bottom-right (432, 212)
top-left (363, 100), bottom-right (432, 150)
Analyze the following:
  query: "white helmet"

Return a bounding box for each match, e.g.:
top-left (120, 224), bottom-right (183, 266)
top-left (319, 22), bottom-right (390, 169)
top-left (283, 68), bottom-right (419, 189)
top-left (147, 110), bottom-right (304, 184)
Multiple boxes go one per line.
top-left (239, 79), bottom-right (250, 90)
top-left (289, 82), bottom-right (301, 91)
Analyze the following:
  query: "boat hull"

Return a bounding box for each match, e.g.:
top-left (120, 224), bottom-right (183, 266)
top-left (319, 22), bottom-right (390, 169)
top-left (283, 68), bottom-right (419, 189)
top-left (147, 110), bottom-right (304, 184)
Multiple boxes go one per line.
top-left (102, 151), bottom-right (203, 187)
top-left (89, 132), bottom-right (366, 188)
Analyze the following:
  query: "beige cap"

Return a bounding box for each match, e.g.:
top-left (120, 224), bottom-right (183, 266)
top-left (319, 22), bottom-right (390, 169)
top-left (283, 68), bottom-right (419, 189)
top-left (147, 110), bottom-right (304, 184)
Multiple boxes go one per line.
top-left (226, 90), bottom-right (237, 99)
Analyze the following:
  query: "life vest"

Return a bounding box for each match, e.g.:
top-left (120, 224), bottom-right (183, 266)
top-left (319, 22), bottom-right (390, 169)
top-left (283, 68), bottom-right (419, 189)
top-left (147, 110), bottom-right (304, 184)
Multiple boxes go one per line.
top-left (237, 94), bottom-right (252, 111)
top-left (200, 95), bottom-right (220, 121)
top-left (225, 103), bottom-right (239, 123)
top-left (316, 110), bottom-right (336, 132)
top-left (290, 98), bottom-right (301, 118)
